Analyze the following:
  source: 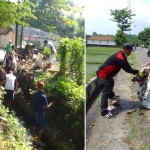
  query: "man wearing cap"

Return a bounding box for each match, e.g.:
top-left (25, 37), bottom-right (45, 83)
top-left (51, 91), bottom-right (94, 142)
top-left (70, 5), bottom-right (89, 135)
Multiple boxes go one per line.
top-left (31, 81), bottom-right (53, 146)
top-left (96, 43), bottom-right (143, 118)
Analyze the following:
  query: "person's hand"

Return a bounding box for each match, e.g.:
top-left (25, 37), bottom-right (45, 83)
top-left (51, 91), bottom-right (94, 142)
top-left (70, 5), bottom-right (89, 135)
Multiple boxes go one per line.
top-left (15, 89), bottom-right (18, 92)
top-left (143, 64), bottom-right (147, 67)
top-left (138, 71), bottom-right (144, 77)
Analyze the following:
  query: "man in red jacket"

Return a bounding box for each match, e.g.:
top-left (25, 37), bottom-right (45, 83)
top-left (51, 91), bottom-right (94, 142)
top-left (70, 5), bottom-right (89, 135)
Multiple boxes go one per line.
top-left (96, 43), bottom-right (143, 118)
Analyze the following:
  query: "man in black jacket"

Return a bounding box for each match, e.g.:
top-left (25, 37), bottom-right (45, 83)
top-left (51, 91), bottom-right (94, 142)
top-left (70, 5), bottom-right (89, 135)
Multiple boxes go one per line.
top-left (96, 43), bottom-right (143, 118)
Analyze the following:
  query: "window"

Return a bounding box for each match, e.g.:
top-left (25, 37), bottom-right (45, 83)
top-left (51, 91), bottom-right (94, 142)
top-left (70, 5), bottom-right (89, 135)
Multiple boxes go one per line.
top-left (107, 41), bottom-right (108, 43)
top-left (99, 41), bottom-right (101, 43)
top-left (92, 40), bottom-right (94, 43)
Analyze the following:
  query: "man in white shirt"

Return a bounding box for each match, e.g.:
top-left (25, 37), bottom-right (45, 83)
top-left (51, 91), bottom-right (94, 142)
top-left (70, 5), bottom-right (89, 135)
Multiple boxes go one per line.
top-left (43, 40), bottom-right (57, 67)
top-left (4, 70), bottom-right (18, 108)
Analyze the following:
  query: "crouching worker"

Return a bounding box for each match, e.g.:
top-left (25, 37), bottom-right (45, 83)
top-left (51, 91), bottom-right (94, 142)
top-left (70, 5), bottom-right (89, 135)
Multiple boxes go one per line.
top-left (4, 70), bottom-right (18, 109)
top-left (31, 81), bottom-right (53, 147)
top-left (96, 43), bottom-right (144, 119)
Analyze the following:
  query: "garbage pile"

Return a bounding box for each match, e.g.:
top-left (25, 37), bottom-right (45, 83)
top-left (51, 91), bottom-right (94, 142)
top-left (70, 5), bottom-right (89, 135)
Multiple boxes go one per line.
top-left (132, 67), bottom-right (150, 109)
top-left (17, 52), bottom-right (58, 74)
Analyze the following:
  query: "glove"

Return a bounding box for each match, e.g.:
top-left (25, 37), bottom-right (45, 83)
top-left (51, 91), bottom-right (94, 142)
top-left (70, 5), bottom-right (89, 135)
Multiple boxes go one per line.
top-left (138, 71), bottom-right (144, 77)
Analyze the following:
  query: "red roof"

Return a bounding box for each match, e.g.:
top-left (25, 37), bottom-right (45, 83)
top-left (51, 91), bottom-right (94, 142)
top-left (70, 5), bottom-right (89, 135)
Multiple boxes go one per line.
top-left (87, 36), bottom-right (114, 41)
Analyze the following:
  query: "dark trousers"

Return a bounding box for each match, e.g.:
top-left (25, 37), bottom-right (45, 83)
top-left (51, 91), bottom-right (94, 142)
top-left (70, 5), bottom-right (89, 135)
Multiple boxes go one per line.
top-left (97, 78), bottom-right (115, 116)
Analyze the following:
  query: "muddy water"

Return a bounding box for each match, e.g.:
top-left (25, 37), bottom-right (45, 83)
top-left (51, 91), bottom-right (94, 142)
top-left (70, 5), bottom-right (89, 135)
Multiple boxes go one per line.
top-left (11, 98), bottom-right (53, 150)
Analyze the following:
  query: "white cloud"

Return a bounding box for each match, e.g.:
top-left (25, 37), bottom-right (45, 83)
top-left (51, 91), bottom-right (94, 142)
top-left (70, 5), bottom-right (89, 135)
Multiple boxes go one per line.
top-left (85, 0), bottom-right (150, 35)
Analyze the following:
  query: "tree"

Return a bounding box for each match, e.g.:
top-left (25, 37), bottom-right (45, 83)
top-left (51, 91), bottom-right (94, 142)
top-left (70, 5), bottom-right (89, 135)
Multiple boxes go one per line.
top-left (114, 30), bottom-right (127, 47)
top-left (92, 32), bottom-right (97, 36)
top-left (138, 28), bottom-right (150, 47)
top-left (74, 17), bottom-right (84, 38)
top-left (27, 0), bottom-right (83, 38)
top-left (110, 8), bottom-right (135, 32)
top-left (0, 0), bottom-right (36, 28)
top-left (86, 34), bottom-right (91, 39)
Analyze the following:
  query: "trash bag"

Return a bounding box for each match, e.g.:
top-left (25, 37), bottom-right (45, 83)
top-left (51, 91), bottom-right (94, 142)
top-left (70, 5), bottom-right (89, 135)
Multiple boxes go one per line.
top-left (34, 52), bottom-right (43, 68)
top-left (136, 67), bottom-right (150, 109)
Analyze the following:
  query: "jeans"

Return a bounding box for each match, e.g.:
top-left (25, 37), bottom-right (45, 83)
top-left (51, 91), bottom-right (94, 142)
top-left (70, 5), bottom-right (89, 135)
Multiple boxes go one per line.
top-left (97, 78), bottom-right (115, 116)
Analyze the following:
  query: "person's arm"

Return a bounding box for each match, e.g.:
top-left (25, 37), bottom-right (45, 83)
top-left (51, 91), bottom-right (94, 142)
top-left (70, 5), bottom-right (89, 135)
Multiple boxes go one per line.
top-left (44, 102), bottom-right (53, 109)
top-left (119, 59), bottom-right (139, 75)
top-left (143, 62), bottom-right (150, 67)
top-left (42, 95), bottom-right (53, 109)
top-left (0, 79), bottom-right (6, 86)
top-left (15, 79), bottom-right (18, 91)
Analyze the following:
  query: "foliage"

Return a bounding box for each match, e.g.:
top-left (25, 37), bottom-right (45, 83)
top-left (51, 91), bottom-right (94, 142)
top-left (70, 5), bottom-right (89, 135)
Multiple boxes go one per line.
top-left (32, 73), bottom-right (84, 149)
top-left (114, 30), bottom-right (127, 46)
top-left (43, 46), bottom-right (51, 55)
top-left (74, 17), bottom-right (84, 38)
top-left (0, 0), bottom-right (36, 28)
top-left (92, 31), bottom-right (97, 36)
top-left (126, 34), bottom-right (138, 45)
top-left (34, 73), bottom-right (84, 111)
top-left (110, 8), bottom-right (136, 32)
top-left (58, 37), bottom-right (84, 85)
top-left (138, 28), bottom-right (150, 47)
top-left (0, 100), bottom-right (34, 150)
top-left (86, 34), bottom-right (91, 39)
top-left (27, 0), bottom-right (84, 38)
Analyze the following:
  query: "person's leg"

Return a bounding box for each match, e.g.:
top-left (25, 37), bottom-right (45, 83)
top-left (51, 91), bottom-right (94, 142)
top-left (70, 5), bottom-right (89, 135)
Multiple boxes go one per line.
top-left (7, 90), bottom-right (14, 109)
top-left (32, 126), bottom-right (37, 136)
top-left (7, 100), bottom-right (12, 109)
top-left (31, 110), bottom-right (38, 136)
top-left (6, 59), bottom-right (9, 73)
top-left (3, 89), bottom-right (9, 106)
top-left (37, 129), bottom-right (44, 142)
top-left (35, 112), bottom-right (46, 145)
top-left (98, 78), bottom-right (111, 116)
top-left (108, 78), bottom-right (115, 98)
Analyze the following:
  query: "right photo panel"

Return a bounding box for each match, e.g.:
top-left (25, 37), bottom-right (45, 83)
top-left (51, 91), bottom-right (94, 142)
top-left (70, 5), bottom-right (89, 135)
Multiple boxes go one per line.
top-left (86, 0), bottom-right (150, 150)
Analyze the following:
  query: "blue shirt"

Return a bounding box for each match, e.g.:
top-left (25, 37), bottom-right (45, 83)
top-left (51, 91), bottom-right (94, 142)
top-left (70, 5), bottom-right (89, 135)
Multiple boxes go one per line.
top-left (32, 90), bottom-right (48, 114)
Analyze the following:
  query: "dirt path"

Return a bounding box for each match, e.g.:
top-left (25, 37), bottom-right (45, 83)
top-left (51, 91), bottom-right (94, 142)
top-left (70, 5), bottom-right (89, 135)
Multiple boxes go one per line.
top-left (86, 47), bottom-right (150, 150)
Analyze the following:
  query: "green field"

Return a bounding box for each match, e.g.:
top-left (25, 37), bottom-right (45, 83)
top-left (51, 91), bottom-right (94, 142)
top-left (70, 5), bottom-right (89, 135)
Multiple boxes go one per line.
top-left (86, 46), bottom-right (119, 82)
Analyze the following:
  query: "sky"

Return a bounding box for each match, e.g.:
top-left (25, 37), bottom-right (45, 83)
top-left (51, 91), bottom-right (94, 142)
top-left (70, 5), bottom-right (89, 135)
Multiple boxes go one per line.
top-left (85, 0), bottom-right (150, 36)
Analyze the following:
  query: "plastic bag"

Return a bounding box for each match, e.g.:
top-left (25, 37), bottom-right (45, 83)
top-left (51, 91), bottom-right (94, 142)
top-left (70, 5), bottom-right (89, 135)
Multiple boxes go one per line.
top-left (34, 52), bottom-right (43, 68)
top-left (136, 67), bottom-right (150, 109)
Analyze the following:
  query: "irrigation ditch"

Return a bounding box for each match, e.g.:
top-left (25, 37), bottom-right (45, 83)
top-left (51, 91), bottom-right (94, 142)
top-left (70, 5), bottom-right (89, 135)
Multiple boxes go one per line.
top-left (5, 69), bottom-right (84, 150)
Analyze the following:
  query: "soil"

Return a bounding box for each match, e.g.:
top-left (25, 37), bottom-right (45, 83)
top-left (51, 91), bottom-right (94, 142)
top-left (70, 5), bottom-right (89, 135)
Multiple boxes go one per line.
top-left (86, 47), bottom-right (150, 150)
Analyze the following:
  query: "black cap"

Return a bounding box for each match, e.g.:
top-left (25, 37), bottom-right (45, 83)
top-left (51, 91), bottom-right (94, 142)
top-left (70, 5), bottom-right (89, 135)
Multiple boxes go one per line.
top-left (122, 43), bottom-right (133, 50)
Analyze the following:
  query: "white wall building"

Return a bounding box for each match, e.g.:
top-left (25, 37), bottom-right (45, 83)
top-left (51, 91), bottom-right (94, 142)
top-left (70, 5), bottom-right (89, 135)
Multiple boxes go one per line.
top-left (86, 36), bottom-right (116, 46)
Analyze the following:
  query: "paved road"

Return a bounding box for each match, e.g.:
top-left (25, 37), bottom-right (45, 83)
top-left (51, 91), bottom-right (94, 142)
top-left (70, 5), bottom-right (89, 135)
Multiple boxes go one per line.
top-left (86, 47), bottom-right (150, 150)
top-left (135, 47), bottom-right (149, 65)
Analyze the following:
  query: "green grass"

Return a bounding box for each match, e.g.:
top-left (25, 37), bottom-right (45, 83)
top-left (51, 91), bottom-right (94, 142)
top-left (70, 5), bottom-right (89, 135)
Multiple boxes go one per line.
top-left (86, 47), bottom-right (120, 53)
top-left (86, 47), bottom-right (119, 82)
top-left (86, 54), bottom-right (109, 64)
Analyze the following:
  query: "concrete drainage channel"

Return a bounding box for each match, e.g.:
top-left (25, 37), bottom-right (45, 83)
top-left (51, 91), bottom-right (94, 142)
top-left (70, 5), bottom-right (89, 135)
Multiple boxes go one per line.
top-left (86, 76), bottom-right (117, 142)
top-left (86, 77), bottom-right (101, 141)
top-left (11, 104), bottom-right (53, 150)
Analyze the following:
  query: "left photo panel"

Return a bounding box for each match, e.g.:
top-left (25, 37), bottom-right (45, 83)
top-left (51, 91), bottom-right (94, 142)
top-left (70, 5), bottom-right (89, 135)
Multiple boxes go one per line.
top-left (0, 0), bottom-right (85, 149)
